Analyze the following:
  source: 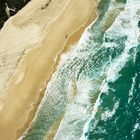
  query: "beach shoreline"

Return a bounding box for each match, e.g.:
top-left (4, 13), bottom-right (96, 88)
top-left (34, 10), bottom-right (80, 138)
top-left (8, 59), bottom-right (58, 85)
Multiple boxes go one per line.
top-left (0, 0), bottom-right (97, 139)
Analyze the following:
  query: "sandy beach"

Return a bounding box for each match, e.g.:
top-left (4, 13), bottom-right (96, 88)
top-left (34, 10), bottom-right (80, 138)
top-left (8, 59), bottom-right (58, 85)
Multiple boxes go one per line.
top-left (0, 0), bottom-right (97, 139)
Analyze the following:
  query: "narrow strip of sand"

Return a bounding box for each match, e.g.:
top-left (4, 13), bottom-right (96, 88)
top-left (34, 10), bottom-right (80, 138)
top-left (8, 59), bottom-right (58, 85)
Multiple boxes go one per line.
top-left (0, 0), bottom-right (97, 140)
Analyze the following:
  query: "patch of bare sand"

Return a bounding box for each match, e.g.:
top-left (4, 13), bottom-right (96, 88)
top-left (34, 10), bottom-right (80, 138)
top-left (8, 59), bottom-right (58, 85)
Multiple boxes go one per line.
top-left (0, 0), bottom-right (97, 140)
top-left (0, 0), bottom-right (69, 96)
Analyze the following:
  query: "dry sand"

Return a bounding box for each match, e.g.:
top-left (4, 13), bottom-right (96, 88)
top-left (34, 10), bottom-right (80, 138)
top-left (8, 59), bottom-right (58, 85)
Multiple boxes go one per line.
top-left (0, 0), bottom-right (97, 139)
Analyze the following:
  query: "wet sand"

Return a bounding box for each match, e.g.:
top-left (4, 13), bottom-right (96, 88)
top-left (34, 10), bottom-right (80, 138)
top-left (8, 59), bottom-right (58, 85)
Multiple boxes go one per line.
top-left (0, 0), bottom-right (97, 140)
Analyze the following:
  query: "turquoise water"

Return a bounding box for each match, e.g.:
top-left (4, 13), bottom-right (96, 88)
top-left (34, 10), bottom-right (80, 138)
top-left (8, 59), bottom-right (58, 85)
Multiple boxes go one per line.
top-left (22, 0), bottom-right (140, 139)
top-left (83, 46), bottom-right (140, 140)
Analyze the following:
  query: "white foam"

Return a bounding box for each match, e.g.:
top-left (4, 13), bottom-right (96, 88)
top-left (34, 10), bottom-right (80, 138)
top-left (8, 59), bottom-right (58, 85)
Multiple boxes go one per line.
top-left (107, 52), bottom-right (129, 82)
top-left (101, 101), bottom-right (119, 121)
top-left (100, 81), bottom-right (109, 93)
